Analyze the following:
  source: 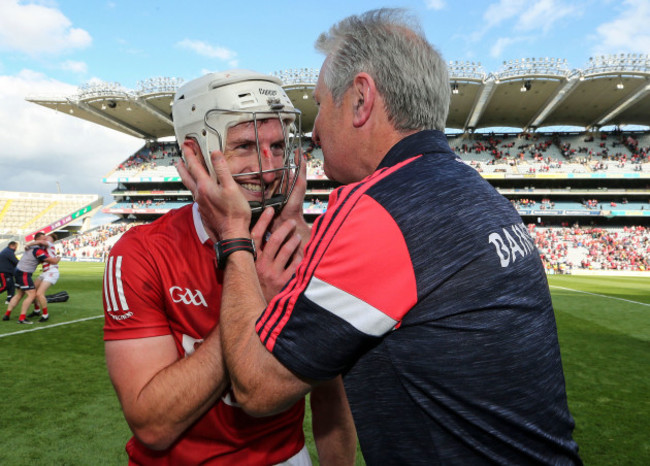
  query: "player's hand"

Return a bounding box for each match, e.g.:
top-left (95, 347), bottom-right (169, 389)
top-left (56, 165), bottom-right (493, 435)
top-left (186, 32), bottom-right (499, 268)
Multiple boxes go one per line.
top-left (271, 150), bottom-right (311, 245)
top-left (252, 207), bottom-right (303, 302)
top-left (176, 140), bottom-right (251, 240)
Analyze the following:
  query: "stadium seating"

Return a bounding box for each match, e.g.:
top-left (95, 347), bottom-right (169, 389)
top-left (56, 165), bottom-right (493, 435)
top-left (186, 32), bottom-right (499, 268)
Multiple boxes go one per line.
top-left (0, 191), bottom-right (102, 243)
top-left (82, 130), bottom-right (650, 273)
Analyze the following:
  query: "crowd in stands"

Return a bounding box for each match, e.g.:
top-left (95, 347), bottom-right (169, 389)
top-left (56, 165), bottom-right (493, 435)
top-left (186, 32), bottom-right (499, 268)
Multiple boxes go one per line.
top-left (50, 218), bottom-right (650, 275)
top-left (116, 142), bottom-right (179, 173)
top-left (130, 199), bottom-right (168, 209)
top-left (94, 132), bottom-right (650, 274)
top-left (450, 131), bottom-right (650, 173)
top-left (511, 198), bottom-right (556, 210)
top-left (531, 224), bottom-right (650, 273)
top-left (59, 223), bottom-right (135, 260)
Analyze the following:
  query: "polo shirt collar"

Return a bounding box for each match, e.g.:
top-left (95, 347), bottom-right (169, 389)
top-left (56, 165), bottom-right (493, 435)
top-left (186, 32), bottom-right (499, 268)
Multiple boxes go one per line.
top-left (376, 129), bottom-right (452, 170)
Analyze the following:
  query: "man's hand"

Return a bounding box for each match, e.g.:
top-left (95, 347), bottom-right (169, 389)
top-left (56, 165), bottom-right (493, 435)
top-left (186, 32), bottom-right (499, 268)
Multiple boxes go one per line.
top-left (272, 150), bottom-right (311, 244)
top-left (176, 140), bottom-right (251, 240)
top-left (251, 207), bottom-right (303, 302)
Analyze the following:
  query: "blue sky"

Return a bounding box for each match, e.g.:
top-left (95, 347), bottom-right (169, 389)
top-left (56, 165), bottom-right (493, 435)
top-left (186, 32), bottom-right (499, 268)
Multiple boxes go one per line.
top-left (0, 0), bottom-right (649, 201)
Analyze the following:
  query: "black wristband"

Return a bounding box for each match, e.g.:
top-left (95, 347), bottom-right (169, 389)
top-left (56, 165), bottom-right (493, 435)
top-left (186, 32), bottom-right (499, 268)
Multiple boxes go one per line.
top-left (215, 238), bottom-right (257, 269)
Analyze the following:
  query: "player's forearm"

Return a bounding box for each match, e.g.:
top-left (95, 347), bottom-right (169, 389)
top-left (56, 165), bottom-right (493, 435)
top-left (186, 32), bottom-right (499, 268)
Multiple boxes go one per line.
top-left (220, 251), bottom-right (309, 416)
top-left (124, 332), bottom-right (228, 449)
top-left (219, 251), bottom-right (268, 409)
top-left (311, 377), bottom-right (357, 466)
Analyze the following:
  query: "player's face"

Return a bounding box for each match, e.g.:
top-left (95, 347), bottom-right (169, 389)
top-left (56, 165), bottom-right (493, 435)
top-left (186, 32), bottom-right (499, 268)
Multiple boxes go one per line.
top-left (223, 119), bottom-right (286, 204)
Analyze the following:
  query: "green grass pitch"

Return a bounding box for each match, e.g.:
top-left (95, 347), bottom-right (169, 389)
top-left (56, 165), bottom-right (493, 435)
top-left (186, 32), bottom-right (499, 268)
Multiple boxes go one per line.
top-left (0, 262), bottom-right (648, 464)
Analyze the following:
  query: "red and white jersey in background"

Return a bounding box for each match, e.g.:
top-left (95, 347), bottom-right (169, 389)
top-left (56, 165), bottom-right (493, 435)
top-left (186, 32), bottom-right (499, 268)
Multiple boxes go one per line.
top-left (42, 242), bottom-right (58, 272)
top-left (103, 203), bottom-right (305, 465)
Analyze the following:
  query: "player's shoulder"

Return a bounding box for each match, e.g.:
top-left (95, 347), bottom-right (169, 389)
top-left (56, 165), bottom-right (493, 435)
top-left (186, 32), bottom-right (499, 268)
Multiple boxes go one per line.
top-left (110, 205), bottom-right (194, 255)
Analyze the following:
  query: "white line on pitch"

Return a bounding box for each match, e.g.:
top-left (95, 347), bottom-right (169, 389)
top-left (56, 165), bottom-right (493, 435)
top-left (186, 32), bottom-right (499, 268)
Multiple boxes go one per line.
top-left (550, 285), bottom-right (650, 307)
top-left (0, 315), bottom-right (103, 339)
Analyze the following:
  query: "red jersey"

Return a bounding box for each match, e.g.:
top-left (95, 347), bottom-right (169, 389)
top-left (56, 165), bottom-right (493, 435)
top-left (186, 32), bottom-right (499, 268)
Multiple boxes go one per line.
top-left (103, 203), bottom-right (305, 465)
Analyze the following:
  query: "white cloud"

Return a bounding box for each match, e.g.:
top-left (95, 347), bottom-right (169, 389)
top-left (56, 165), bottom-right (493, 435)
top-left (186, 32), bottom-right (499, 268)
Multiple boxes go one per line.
top-left (60, 60), bottom-right (87, 74)
top-left (0, 70), bottom-right (141, 199)
top-left (0, 0), bottom-right (92, 56)
top-left (473, 0), bottom-right (576, 42)
top-left (591, 0), bottom-right (650, 55)
top-left (482, 0), bottom-right (526, 30)
top-left (176, 39), bottom-right (237, 61)
top-left (515, 0), bottom-right (578, 34)
top-left (490, 37), bottom-right (519, 58)
top-left (425, 0), bottom-right (446, 10)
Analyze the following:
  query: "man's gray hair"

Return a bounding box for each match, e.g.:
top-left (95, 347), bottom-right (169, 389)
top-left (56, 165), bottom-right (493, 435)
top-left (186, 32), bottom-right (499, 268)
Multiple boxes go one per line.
top-left (315, 8), bottom-right (450, 132)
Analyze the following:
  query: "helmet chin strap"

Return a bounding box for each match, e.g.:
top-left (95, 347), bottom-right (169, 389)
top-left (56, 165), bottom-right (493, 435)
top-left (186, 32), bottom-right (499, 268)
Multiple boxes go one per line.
top-left (248, 194), bottom-right (285, 215)
top-left (248, 196), bottom-right (283, 229)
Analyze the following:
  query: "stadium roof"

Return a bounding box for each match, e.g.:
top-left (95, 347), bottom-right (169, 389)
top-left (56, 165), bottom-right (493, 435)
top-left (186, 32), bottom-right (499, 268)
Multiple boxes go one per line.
top-left (26, 54), bottom-right (650, 140)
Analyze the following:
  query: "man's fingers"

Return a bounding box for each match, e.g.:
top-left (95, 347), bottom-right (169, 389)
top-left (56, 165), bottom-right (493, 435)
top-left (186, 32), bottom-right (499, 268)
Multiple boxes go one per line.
top-left (175, 159), bottom-right (196, 195)
top-left (251, 208), bottom-right (275, 246)
top-left (180, 140), bottom-right (214, 189)
top-left (275, 233), bottom-right (303, 271)
top-left (262, 219), bottom-right (298, 262)
top-left (210, 150), bottom-right (237, 190)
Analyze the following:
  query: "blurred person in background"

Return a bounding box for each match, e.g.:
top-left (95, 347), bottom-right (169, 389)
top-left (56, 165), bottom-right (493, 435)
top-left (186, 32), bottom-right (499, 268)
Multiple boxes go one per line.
top-left (3, 233), bottom-right (60, 324)
top-left (0, 241), bottom-right (18, 305)
top-left (28, 232), bottom-right (60, 322)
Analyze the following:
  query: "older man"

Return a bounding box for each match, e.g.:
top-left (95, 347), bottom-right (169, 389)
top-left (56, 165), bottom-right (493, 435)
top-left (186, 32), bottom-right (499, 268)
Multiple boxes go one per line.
top-left (180, 9), bottom-right (581, 465)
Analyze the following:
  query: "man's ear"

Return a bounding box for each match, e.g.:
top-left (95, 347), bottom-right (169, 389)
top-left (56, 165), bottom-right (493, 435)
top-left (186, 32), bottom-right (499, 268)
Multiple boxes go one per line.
top-left (352, 72), bottom-right (375, 128)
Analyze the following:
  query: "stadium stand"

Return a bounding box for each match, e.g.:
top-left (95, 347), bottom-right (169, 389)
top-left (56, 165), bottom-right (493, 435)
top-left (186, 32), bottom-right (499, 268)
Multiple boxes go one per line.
top-left (0, 191), bottom-right (103, 248)
top-left (532, 225), bottom-right (650, 273)
top-left (25, 59), bottom-right (650, 273)
top-left (58, 223), bottom-right (136, 261)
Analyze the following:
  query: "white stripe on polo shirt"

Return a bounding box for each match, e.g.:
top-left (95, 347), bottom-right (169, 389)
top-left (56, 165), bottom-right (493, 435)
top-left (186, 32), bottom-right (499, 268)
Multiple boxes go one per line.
top-left (304, 276), bottom-right (397, 337)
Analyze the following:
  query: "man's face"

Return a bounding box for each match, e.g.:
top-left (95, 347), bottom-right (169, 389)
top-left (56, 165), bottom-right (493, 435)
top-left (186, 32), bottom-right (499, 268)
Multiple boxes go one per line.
top-left (223, 118), bottom-right (287, 204)
top-left (312, 68), bottom-right (355, 184)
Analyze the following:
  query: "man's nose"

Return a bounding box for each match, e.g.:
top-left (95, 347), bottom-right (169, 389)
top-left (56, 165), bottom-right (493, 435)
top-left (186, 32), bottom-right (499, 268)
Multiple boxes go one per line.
top-left (311, 123), bottom-right (320, 147)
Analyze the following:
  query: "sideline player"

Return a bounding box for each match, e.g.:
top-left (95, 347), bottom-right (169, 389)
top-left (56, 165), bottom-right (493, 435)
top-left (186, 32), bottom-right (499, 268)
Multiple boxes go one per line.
top-left (3, 233), bottom-right (60, 324)
top-left (103, 71), bottom-right (355, 464)
top-left (0, 241), bottom-right (19, 305)
top-left (28, 233), bottom-right (60, 322)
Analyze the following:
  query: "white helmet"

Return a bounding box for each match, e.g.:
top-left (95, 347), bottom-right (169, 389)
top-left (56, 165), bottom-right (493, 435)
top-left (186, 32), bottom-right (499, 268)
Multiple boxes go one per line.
top-left (172, 70), bottom-right (301, 213)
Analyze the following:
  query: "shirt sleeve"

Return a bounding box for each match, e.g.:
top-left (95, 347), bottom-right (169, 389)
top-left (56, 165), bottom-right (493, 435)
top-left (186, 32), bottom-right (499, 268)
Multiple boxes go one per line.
top-left (256, 193), bottom-right (418, 380)
top-left (34, 248), bottom-right (48, 262)
top-left (103, 230), bottom-right (170, 341)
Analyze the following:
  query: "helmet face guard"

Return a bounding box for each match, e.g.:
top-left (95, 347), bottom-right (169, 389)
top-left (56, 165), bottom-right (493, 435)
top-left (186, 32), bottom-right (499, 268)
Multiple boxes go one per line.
top-left (173, 70), bottom-right (302, 213)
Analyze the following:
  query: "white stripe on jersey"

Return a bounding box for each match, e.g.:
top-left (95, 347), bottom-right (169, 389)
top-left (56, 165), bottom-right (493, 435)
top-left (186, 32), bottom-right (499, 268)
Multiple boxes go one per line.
top-left (107, 256), bottom-right (120, 311)
top-left (103, 259), bottom-right (112, 312)
top-left (115, 256), bottom-right (129, 310)
top-left (106, 256), bottom-right (130, 312)
top-left (304, 276), bottom-right (397, 337)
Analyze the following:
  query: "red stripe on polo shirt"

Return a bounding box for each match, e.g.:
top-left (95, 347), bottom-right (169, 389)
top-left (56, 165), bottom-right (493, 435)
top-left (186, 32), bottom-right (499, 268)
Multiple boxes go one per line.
top-left (258, 155), bottom-right (421, 348)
